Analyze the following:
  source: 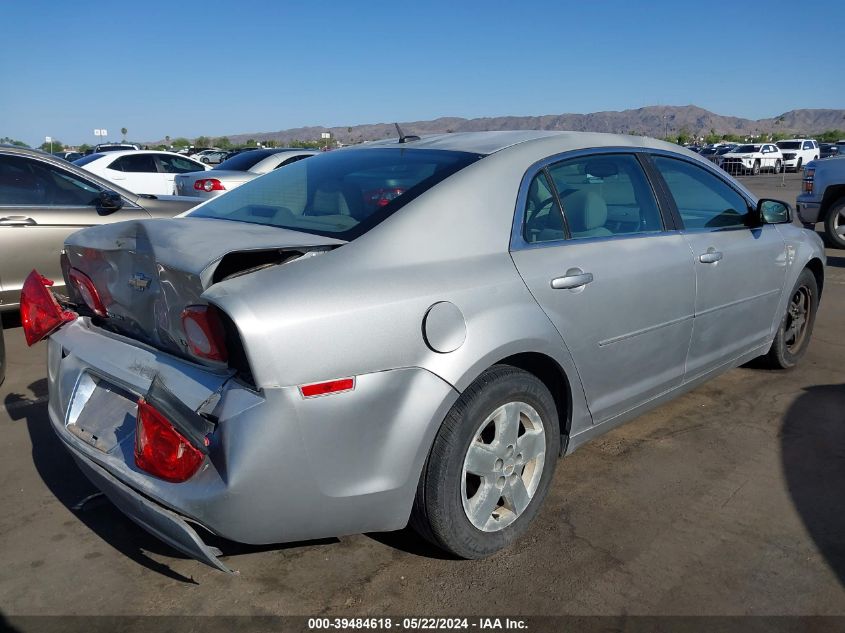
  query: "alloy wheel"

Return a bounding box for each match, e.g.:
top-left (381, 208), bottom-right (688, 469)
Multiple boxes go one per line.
top-left (461, 401), bottom-right (546, 532)
top-left (784, 285), bottom-right (811, 353)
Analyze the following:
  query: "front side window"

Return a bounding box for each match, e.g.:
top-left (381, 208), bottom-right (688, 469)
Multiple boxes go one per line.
top-left (110, 154), bottom-right (157, 173)
top-left (545, 154), bottom-right (663, 240)
top-left (157, 154), bottom-right (203, 173)
top-left (0, 155), bottom-right (103, 206)
top-left (653, 156), bottom-right (750, 230)
top-left (803, 141), bottom-right (813, 150)
top-left (188, 148), bottom-right (482, 240)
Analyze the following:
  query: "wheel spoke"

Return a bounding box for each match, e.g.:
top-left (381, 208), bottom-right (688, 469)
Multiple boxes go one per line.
top-left (504, 476), bottom-right (531, 516)
top-left (836, 224), bottom-right (845, 238)
top-left (465, 442), bottom-right (501, 477)
top-left (516, 429), bottom-right (545, 463)
top-left (495, 402), bottom-right (521, 448)
top-left (468, 480), bottom-right (501, 527)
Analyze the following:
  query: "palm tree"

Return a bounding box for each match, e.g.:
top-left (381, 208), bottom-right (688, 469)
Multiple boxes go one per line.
top-left (121, 127), bottom-right (128, 140)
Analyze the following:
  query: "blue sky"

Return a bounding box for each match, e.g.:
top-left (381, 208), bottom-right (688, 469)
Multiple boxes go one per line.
top-left (1, 0), bottom-right (843, 146)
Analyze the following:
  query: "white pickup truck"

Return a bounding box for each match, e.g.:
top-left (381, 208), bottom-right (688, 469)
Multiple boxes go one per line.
top-left (796, 155), bottom-right (845, 248)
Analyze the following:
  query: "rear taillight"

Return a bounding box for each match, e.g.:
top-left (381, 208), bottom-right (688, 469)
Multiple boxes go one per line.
top-left (68, 267), bottom-right (107, 316)
top-left (20, 270), bottom-right (77, 346)
top-left (135, 398), bottom-right (204, 482)
top-left (181, 305), bottom-right (228, 362)
top-left (802, 168), bottom-right (814, 194)
top-left (194, 178), bottom-right (225, 192)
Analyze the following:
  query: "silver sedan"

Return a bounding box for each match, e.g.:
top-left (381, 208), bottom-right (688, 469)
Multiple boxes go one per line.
top-left (173, 148), bottom-right (317, 199)
top-left (29, 131), bottom-right (824, 572)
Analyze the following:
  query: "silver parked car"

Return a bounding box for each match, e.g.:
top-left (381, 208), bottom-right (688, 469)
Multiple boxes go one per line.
top-left (29, 131), bottom-right (824, 572)
top-left (173, 148), bottom-right (317, 199)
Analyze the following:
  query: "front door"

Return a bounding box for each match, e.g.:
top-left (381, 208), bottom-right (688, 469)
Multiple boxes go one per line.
top-left (650, 155), bottom-right (787, 380)
top-left (510, 152), bottom-right (696, 424)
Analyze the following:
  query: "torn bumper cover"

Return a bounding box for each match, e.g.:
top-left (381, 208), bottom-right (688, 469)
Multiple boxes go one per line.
top-left (70, 450), bottom-right (233, 573)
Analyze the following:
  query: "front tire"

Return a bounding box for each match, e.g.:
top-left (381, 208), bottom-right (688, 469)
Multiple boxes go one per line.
top-left (774, 160), bottom-right (782, 174)
top-left (752, 160), bottom-right (761, 175)
top-left (824, 198), bottom-right (845, 249)
top-left (411, 365), bottom-right (560, 559)
top-left (762, 268), bottom-right (818, 369)
top-left (795, 157), bottom-right (803, 173)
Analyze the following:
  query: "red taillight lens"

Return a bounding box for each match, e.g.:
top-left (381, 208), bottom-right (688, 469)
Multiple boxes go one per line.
top-left (299, 377), bottom-right (355, 398)
top-left (135, 398), bottom-right (204, 482)
top-left (194, 178), bottom-right (225, 192)
top-left (68, 267), bottom-right (107, 316)
top-left (20, 270), bottom-right (77, 346)
top-left (802, 168), bottom-right (814, 194)
top-left (181, 305), bottom-right (228, 362)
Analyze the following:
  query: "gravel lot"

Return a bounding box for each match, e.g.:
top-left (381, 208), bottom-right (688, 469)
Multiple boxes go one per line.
top-left (1, 171), bottom-right (843, 617)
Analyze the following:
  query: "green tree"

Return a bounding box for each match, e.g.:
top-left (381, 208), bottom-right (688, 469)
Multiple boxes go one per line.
top-left (214, 136), bottom-right (231, 149)
top-left (154, 144), bottom-right (167, 150)
top-left (245, 138), bottom-right (257, 147)
top-left (1, 136), bottom-right (29, 147)
top-left (194, 135), bottom-right (211, 147)
top-left (121, 127), bottom-right (128, 140)
top-left (39, 139), bottom-right (64, 152)
top-left (165, 135), bottom-right (171, 145)
top-left (78, 143), bottom-right (92, 152)
top-left (264, 139), bottom-right (278, 148)
top-left (171, 137), bottom-right (191, 148)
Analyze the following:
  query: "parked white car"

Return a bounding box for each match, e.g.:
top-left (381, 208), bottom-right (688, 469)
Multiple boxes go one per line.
top-left (775, 139), bottom-right (820, 172)
top-left (719, 143), bottom-right (783, 175)
top-left (74, 150), bottom-right (210, 195)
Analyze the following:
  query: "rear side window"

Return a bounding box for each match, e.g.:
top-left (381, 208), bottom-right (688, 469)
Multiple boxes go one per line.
top-left (544, 154), bottom-right (663, 240)
top-left (110, 154), bottom-right (157, 173)
top-left (523, 171), bottom-right (565, 243)
top-left (157, 154), bottom-right (203, 173)
top-left (653, 156), bottom-right (749, 230)
top-left (188, 148), bottom-right (482, 240)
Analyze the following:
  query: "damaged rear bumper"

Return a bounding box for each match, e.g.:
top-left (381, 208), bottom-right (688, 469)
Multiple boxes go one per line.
top-left (69, 449), bottom-right (233, 573)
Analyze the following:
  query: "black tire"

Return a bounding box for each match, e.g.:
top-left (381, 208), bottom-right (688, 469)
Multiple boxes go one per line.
top-left (823, 198), bottom-right (845, 249)
top-left (796, 157), bottom-right (802, 173)
top-left (201, 157), bottom-right (210, 164)
top-left (774, 160), bottom-right (782, 174)
top-left (752, 160), bottom-right (761, 175)
top-left (410, 365), bottom-right (560, 559)
top-left (762, 268), bottom-right (818, 369)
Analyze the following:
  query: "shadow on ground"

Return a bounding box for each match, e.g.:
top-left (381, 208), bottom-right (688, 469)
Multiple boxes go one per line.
top-left (781, 383), bottom-right (845, 587)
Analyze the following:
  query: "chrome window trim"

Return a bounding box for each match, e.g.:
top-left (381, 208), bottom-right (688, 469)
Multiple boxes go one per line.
top-left (510, 146), bottom-right (682, 252)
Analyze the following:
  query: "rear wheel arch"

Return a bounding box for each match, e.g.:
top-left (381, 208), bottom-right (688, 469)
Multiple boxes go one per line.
top-left (487, 352), bottom-right (572, 453)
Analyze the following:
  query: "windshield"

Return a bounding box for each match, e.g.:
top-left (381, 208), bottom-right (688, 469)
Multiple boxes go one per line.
top-left (214, 149), bottom-right (276, 171)
top-left (735, 145), bottom-right (760, 153)
top-left (776, 142), bottom-right (801, 150)
top-left (188, 148), bottom-right (483, 240)
top-left (72, 153), bottom-right (106, 166)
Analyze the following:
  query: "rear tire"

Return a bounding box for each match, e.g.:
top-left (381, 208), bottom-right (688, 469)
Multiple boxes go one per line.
top-left (823, 198), bottom-right (845, 249)
top-left (762, 268), bottom-right (818, 369)
top-left (410, 365), bottom-right (560, 559)
top-left (774, 160), bottom-right (782, 174)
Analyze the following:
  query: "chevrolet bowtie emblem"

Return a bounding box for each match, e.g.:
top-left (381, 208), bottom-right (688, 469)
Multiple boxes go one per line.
top-left (128, 273), bottom-right (151, 291)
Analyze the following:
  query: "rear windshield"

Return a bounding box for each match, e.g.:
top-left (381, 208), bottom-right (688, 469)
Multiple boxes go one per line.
top-left (188, 148), bottom-right (483, 240)
top-left (735, 145), bottom-right (760, 153)
top-left (776, 141), bottom-right (801, 150)
top-left (215, 149), bottom-right (276, 171)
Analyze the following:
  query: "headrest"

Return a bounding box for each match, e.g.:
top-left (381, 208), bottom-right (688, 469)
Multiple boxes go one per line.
top-left (583, 159), bottom-right (619, 179)
top-left (563, 190), bottom-right (607, 230)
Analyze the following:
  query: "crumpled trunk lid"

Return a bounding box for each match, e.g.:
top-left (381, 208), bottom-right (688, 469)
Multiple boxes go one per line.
top-left (62, 217), bottom-right (344, 359)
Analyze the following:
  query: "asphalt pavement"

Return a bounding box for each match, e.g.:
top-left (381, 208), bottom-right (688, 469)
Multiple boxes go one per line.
top-left (0, 171), bottom-right (843, 617)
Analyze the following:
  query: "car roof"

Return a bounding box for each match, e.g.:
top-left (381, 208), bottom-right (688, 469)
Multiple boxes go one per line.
top-left (86, 149), bottom-right (205, 159)
top-left (357, 130), bottom-right (701, 159)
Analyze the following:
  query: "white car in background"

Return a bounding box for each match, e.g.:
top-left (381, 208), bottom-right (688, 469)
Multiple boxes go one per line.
top-left (775, 139), bottom-right (820, 172)
top-left (719, 143), bottom-right (783, 175)
top-left (174, 148), bottom-right (317, 199)
top-left (74, 150), bottom-right (210, 196)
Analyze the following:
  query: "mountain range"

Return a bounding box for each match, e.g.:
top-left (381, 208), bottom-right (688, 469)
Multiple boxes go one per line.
top-left (160, 105), bottom-right (845, 146)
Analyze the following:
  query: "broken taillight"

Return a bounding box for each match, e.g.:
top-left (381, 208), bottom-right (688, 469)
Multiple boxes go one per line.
top-left (68, 267), bottom-right (107, 317)
top-left (181, 305), bottom-right (228, 362)
top-left (20, 270), bottom-right (77, 346)
top-left (135, 398), bottom-right (204, 483)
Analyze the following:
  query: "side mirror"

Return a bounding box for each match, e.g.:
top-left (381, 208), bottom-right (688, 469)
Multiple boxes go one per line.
top-left (97, 190), bottom-right (124, 213)
top-left (758, 198), bottom-right (791, 224)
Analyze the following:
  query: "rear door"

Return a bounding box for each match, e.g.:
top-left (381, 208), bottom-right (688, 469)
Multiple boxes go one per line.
top-left (106, 154), bottom-right (162, 195)
top-left (510, 152), bottom-right (696, 424)
top-left (0, 154), bottom-right (149, 307)
top-left (649, 155), bottom-right (787, 380)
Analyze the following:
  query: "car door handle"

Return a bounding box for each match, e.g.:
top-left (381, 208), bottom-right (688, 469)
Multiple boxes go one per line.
top-left (0, 216), bottom-right (37, 226)
top-left (551, 271), bottom-right (594, 290)
top-left (699, 250), bottom-right (723, 264)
